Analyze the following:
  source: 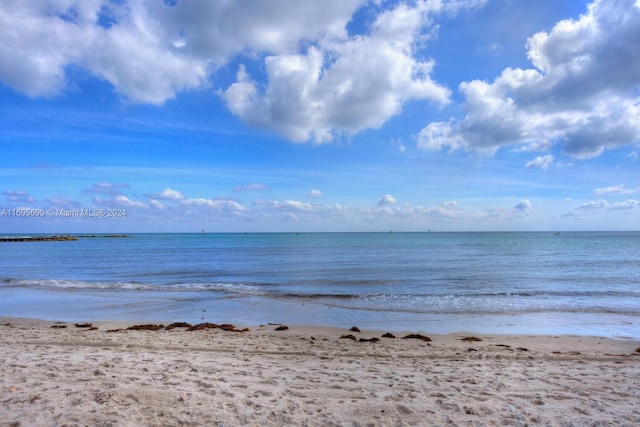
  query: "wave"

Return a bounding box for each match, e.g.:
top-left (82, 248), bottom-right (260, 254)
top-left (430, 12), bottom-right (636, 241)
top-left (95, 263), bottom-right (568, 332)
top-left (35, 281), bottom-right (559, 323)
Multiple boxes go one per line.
top-left (3, 277), bottom-right (640, 300)
top-left (274, 289), bottom-right (640, 300)
top-left (0, 278), bottom-right (268, 296)
top-left (3, 277), bottom-right (639, 317)
top-left (319, 302), bottom-right (640, 317)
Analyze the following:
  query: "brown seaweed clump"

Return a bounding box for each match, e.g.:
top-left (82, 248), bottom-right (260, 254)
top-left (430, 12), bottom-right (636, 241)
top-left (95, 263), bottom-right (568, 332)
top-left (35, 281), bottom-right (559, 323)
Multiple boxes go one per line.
top-left (165, 322), bottom-right (192, 330)
top-left (127, 324), bottom-right (164, 331)
top-left (340, 334), bottom-right (357, 340)
top-left (402, 333), bottom-right (431, 342)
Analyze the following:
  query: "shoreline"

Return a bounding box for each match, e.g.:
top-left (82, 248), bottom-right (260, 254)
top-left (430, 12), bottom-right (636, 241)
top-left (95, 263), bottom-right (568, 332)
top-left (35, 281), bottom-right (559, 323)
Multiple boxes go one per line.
top-left (3, 315), bottom-right (640, 341)
top-left (2, 317), bottom-right (639, 425)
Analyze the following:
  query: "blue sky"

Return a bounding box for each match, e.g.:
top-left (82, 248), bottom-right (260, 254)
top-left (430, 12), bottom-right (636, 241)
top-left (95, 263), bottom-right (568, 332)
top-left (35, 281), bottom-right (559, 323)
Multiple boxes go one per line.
top-left (1, 0), bottom-right (639, 232)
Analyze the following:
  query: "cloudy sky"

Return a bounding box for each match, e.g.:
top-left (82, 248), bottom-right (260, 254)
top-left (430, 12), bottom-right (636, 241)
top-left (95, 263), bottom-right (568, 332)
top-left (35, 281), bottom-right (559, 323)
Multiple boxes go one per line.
top-left (1, 0), bottom-right (639, 233)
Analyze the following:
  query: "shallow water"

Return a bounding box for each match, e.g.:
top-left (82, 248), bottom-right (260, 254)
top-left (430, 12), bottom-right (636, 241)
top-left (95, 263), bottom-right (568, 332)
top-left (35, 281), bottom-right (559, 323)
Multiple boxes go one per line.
top-left (1, 232), bottom-right (639, 338)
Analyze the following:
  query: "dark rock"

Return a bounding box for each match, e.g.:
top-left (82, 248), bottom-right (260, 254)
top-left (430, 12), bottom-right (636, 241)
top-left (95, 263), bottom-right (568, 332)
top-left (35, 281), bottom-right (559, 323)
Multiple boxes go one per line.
top-left (274, 325), bottom-right (289, 331)
top-left (219, 324), bottom-right (238, 331)
top-left (51, 324), bottom-right (67, 329)
top-left (461, 336), bottom-right (483, 342)
top-left (340, 334), bottom-right (357, 340)
top-left (127, 324), bottom-right (164, 331)
top-left (165, 322), bottom-right (192, 330)
top-left (381, 332), bottom-right (396, 339)
top-left (349, 326), bottom-right (361, 332)
top-left (635, 347), bottom-right (640, 353)
top-left (467, 347), bottom-right (478, 352)
top-left (402, 333), bottom-right (431, 342)
top-left (359, 337), bottom-right (380, 343)
top-left (516, 347), bottom-right (530, 352)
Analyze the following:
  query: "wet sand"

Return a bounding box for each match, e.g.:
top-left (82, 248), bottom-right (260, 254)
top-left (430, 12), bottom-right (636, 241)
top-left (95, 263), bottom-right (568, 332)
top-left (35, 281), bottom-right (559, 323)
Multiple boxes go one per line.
top-left (1, 318), bottom-right (639, 426)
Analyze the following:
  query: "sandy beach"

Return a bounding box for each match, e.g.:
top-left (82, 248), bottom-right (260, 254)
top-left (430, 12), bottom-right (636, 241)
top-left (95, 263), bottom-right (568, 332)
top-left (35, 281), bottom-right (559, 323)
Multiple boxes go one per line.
top-left (1, 318), bottom-right (639, 426)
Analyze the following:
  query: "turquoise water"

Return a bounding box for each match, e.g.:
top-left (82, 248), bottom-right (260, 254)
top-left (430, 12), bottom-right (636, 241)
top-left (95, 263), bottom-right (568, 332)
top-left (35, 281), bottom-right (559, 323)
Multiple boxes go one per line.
top-left (1, 232), bottom-right (639, 338)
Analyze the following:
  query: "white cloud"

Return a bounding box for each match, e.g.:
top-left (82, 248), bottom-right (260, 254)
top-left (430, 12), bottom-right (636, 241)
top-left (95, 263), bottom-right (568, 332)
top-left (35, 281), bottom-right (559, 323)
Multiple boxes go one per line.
top-left (593, 184), bottom-right (640, 196)
top-left (576, 200), bottom-right (608, 210)
top-left (0, 0), bottom-right (491, 141)
top-left (525, 154), bottom-right (554, 169)
top-left (220, 0), bottom-right (483, 143)
top-left (309, 189), bottom-right (322, 198)
top-left (0, 1), bottom-right (98, 97)
top-left (157, 0), bottom-right (363, 61)
top-left (149, 199), bottom-right (165, 210)
top-left (181, 198), bottom-right (246, 212)
top-left (378, 194), bottom-right (397, 206)
top-left (441, 200), bottom-right (458, 208)
top-left (609, 199), bottom-right (640, 210)
top-left (112, 195), bottom-right (146, 208)
top-left (151, 187), bottom-right (186, 200)
top-left (418, 0), bottom-right (640, 159)
top-left (93, 194), bottom-right (146, 208)
top-left (0, 0), bottom-right (362, 103)
top-left (252, 199), bottom-right (338, 222)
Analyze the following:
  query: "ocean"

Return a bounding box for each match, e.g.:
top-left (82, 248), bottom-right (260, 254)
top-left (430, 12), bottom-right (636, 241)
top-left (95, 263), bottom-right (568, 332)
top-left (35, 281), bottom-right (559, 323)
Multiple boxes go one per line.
top-left (1, 232), bottom-right (639, 338)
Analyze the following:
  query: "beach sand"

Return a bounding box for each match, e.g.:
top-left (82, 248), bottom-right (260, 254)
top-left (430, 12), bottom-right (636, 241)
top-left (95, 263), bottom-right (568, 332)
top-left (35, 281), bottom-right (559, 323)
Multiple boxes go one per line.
top-left (1, 318), bottom-right (639, 426)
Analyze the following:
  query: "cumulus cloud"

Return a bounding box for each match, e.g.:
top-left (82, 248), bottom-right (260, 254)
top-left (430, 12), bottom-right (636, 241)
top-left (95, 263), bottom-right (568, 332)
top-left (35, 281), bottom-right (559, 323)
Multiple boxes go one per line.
top-left (2, 190), bottom-right (36, 203)
top-left (418, 0), bottom-right (640, 159)
top-left (525, 155), bottom-right (554, 169)
top-left (0, 1), bottom-right (96, 98)
top-left (219, 0), bottom-right (487, 143)
top-left (0, 0), bottom-right (361, 103)
top-left (0, 0), bottom-right (491, 141)
top-left (514, 200), bottom-right (532, 211)
top-left (150, 187), bottom-right (186, 201)
top-left (378, 194), bottom-right (398, 206)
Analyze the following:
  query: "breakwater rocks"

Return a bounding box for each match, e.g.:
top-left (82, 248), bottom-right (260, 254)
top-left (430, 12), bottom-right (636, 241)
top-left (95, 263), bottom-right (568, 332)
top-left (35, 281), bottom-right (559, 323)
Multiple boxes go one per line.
top-left (0, 235), bottom-right (78, 242)
top-left (76, 234), bottom-right (129, 238)
top-left (0, 234), bottom-right (128, 242)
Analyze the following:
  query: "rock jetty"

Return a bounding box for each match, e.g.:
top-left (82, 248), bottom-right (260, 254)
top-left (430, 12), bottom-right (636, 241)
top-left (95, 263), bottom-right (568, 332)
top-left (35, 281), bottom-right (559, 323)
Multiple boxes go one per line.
top-left (0, 235), bottom-right (78, 242)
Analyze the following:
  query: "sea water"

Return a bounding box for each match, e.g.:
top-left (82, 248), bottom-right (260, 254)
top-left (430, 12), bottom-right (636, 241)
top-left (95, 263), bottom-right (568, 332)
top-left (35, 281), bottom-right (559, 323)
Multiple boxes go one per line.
top-left (1, 232), bottom-right (639, 338)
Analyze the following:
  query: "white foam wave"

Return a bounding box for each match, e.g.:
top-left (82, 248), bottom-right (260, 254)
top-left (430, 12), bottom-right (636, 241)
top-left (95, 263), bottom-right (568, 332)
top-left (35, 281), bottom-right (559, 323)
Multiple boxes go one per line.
top-left (2, 278), bottom-right (266, 295)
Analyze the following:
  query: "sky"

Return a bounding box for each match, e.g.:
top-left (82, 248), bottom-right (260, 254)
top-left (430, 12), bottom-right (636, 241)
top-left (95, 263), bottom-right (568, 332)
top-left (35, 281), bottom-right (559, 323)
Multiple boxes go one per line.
top-left (1, 0), bottom-right (639, 233)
